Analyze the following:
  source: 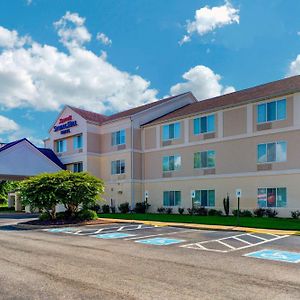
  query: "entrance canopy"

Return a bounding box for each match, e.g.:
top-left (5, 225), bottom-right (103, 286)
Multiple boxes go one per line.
top-left (0, 138), bottom-right (65, 180)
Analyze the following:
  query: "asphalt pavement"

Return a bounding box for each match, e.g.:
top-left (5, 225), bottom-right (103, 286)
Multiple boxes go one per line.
top-left (0, 215), bottom-right (300, 300)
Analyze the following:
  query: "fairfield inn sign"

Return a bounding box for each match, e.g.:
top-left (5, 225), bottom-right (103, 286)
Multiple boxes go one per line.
top-left (54, 115), bottom-right (78, 134)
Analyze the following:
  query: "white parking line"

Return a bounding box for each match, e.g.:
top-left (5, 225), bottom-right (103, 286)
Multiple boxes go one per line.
top-left (181, 233), bottom-right (289, 253)
top-left (124, 229), bottom-right (197, 240)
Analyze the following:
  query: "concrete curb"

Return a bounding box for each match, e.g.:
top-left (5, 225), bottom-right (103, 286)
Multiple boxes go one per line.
top-left (97, 217), bottom-right (299, 236)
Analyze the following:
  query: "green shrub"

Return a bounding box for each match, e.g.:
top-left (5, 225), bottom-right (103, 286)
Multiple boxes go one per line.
top-left (194, 207), bottom-right (208, 216)
top-left (178, 207), bottom-right (185, 215)
top-left (110, 206), bottom-right (116, 213)
top-left (39, 212), bottom-right (51, 221)
top-left (166, 207), bottom-right (173, 214)
top-left (223, 195), bottom-right (230, 216)
top-left (77, 209), bottom-right (98, 221)
top-left (265, 209), bottom-right (278, 218)
top-left (187, 208), bottom-right (194, 215)
top-left (157, 207), bottom-right (166, 213)
top-left (291, 210), bottom-right (300, 219)
top-left (89, 204), bottom-right (102, 213)
top-left (102, 204), bottom-right (110, 214)
top-left (208, 209), bottom-right (223, 216)
top-left (253, 208), bottom-right (266, 217)
top-left (135, 202), bottom-right (150, 213)
top-left (118, 202), bottom-right (130, 214)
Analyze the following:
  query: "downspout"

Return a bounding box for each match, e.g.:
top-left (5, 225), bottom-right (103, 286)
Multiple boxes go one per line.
top-left (131, 118), bottom-right (134, 209)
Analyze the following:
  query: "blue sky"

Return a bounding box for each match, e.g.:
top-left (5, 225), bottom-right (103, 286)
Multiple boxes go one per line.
top-left (0, 0), bottom-right (300, 146)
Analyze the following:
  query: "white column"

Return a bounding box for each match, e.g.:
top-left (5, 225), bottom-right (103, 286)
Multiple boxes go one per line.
top-left (293, 93), bottom-right (300, 126)
top-left (184, 119), bottom-right (189, 143)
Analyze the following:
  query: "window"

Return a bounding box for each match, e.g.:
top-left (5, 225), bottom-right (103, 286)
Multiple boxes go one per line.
top-left (257, 187), bottom-right (287, 208)
top-left (257, 99), bottom-right (286, 123)
top-left (73, 162), bottom-right (83, 172)
top-left (56, 139), bottom-right (67, 153)
top-left (257, 141), bottom-right (287, 163)
top-left (194, 190), bottom-right (215, 207)
top-left (194, 150), bottom-right (215, 169)
top-left (163, 191), bottom-right (181, 206)
top-left (162, 122), bottom-right (180, 141)
top-left (73, 135), bottom-right (83, 149)
top-left (111, 160), bottom-right (125, 175)
top-left (162, 155), bottom-right (181, 172)
top-left (111, 130), bottom-right (126, 146)
top-left (194, 115), bottom-right (215, 135)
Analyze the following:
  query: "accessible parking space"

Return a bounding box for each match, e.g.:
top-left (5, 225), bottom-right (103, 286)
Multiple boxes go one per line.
top-left (42, 222), bottom-right (292, 256)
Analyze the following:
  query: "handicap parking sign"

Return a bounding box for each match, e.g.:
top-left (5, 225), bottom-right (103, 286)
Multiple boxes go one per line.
top-left (94, 232), bottom-right (136, 239)
top-left (245, 249), bottom-right (300, 263)
top-left (136, 237), bottom-right (185, 246)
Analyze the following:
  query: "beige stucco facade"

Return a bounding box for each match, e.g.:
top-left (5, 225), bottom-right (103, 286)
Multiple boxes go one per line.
top-left (45, 87), bottom-right (300, 217)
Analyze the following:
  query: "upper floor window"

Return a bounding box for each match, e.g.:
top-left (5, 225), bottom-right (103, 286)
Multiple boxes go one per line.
top-left (194, 190), bottom-right (215, 207)
top-left (111, 159), bottom-right (125, 175)
top-left (257, 99), bottom-right (286, 124)
top-left (163, 191), bottom-right (181, 206)
top-left (257, 187), bottom-right (287, 208)
top-left (162, 155), bottom-right (181, 172)
top-left (194, 114), bottom-right (215, 135)
top-left (257, 141), bottom-right (287, 163)
top-left (73, 135), bottom-right (83, 149)
top-left (73, 162), bottom-right (83, 173)
top-left (194, 150), bottom-right (216, 169)
top-left (56, 139), bottom-right (67, 153)
top-left (111, 130), bottom-right (126, 146)
top-left (162, 122), bottom-right (180, 141)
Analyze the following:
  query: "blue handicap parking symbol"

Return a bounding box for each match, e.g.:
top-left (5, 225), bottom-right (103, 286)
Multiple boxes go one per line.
top-left (136, 237), bottom-right (185, 246)
top-left (94, 232), bottom-right (136, 239)
top-left (245, 249), bottom-right (300, 263)
top-left (46, 227), bottom-right (78, 233)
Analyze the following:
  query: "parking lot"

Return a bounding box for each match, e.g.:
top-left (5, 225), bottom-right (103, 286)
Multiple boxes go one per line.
top-left (0, 217), bottom-right (300, 299)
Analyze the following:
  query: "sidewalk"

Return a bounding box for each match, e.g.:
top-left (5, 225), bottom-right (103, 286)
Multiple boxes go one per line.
top-left (98, 217), bottom-right (299, 236)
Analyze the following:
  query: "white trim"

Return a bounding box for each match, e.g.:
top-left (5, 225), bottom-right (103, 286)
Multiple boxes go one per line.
top-left (247, 104), bottom-right (253, 134)
top-left (184, 119), bottom-right (189, 143)
top-left (156, 126), bottom-right (160, 148)
top-left (143, 124), bottom-right (300, 153)
top-left (217, 111), bottom-right (223, 138)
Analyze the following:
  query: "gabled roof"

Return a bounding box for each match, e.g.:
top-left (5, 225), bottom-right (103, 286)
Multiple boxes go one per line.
top-left (68, 92), bottom-right (195, 125)
top-left (0, 138), bottom-right (65, 170)
top-left (143, 75), bottom-right (300, 126)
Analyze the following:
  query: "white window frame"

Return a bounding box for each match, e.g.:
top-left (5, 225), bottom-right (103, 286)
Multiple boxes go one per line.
top-left (57, 139), bottom-right (67, 153)
top-left (111, 130), bottom-right (126, 146)
top-left (193, 114), bottom-right (215, 135)
top-left (111, 159), bottom-right (126, 175)
top-left (162, 122), bottom-right (181, 141)
top-left (73, 162), bottom-right (83, 172)
top-left (162, 155), bottom-right (181, 172)
top-left (257, 187), bottom-right (287, 208)
top-left (73, 134), bottom-right (83, 150)
top-left (257, 98), bottom-right (286, 124)
top-left (194, 150), bottom-right (216, 169)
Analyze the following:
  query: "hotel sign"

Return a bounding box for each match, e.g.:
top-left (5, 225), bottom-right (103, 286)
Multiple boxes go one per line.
top-left (54, 115), bottom-right (78, 134)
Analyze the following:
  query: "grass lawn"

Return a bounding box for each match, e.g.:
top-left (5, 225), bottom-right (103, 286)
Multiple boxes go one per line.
top-left (98, 213), bottom-right (300, 231)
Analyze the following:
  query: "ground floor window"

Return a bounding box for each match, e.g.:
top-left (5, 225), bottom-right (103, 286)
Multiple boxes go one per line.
top-left (111, 160), bottom-right (125, 175)
top-left (193, 190), bottom-right (215, 207)
top-left (163, 191), bottom-right (181, 206)
top-left (73, 162), bottom-right (83, 172)
top-left (257, 187), bottom-right (287, 208)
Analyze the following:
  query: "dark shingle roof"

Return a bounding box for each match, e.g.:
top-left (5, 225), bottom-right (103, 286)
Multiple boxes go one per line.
top-left (68, 92), bottom-right (194, 125)
top-left (0, 138), bottom-right (65, 170)
top-left (143, 75), bottom-right (300, 126)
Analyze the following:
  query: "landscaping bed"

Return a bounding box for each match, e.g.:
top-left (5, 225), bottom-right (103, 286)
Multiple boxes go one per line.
top-left (98, 213), bottom-right (300, 231)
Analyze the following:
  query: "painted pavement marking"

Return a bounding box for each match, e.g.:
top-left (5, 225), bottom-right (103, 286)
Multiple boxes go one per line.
top-left (44, 227), bottom-right (80, 233)
top-left (136, 237), bottom-right (185, 246)
top-left (244, 249), bottom-right (300, 263)
top-left (181, 233), bottom-right (289, 253)
top-left (124, 229), bottom-right (199, 240)
top-left (93, 232), bottom-right (136, 239)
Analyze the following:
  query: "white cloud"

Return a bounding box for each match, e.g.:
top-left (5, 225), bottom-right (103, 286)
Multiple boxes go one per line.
top-left (170, 65), bottom-right (235, 100)
top-left (54, 11), bottom-right (91, 49)
top-left (0, 12), bottom-right (158, 114)
top-left (287, 54), bottom-right (300, 76)
top-left (180, 1), bottom-right (239, 44)
top-left (0, 115), bottom-right (19, 134)
top-left (178, 35), bottom-right (191, 46)
top-left (96, 32), bottom-right (112, 46)
top-left (0, 26), bottom-right (31, 48)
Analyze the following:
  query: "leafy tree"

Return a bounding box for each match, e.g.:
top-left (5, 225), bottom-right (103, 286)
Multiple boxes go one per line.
top-left (20, 171), bottom-right (104, 219)
top-left (57, 171), bottom-right (104, 217)
top-left (20, 173), bottom-right (62, 219)
top-left (0, 181), bottom-right (19, 204)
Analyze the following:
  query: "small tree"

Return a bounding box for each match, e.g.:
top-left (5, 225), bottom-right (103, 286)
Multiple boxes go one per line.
top-left (56, 171), bottom-right (104, 217)
top-left (20, 173), bottom-right (61, 219)
top-left (223, 194), bottom-right (230, 216)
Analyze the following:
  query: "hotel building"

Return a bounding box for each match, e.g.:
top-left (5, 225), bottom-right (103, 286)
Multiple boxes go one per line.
top-left (45, 76), bottom-right (300, 216)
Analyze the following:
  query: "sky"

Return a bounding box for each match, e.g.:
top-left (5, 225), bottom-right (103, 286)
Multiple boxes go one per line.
top-left (0, 0), bottom-right (300, 146)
